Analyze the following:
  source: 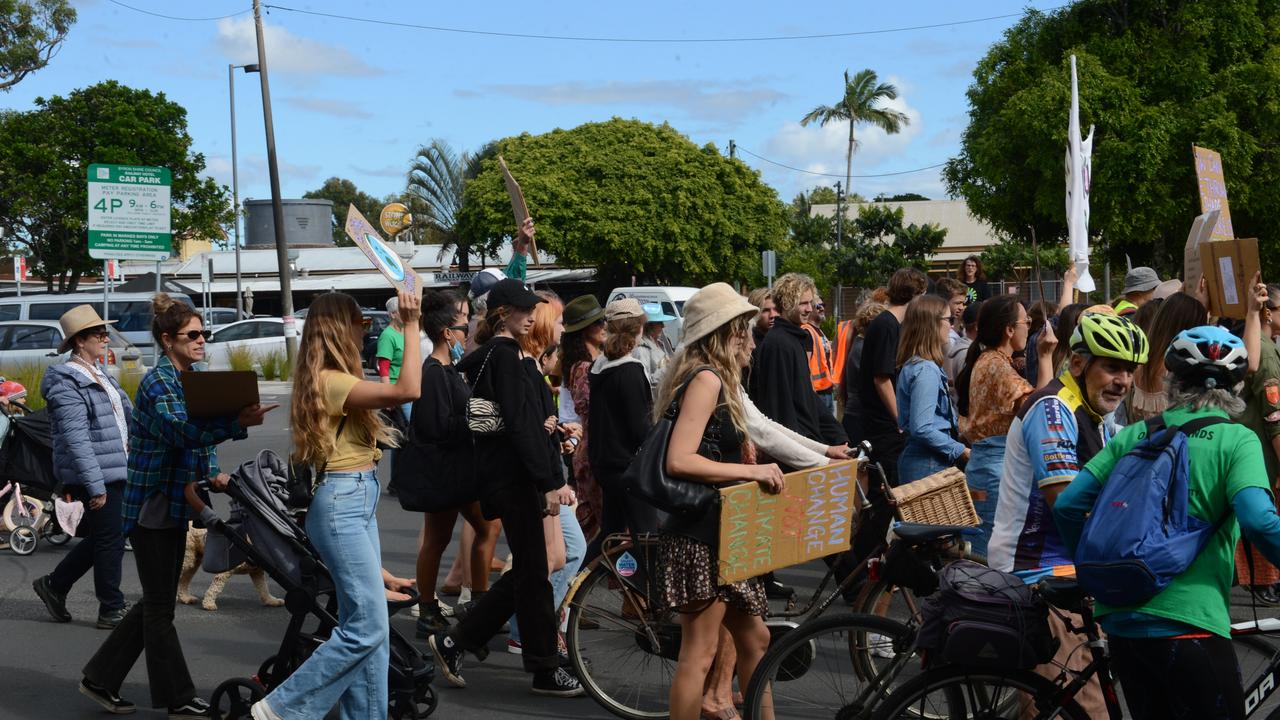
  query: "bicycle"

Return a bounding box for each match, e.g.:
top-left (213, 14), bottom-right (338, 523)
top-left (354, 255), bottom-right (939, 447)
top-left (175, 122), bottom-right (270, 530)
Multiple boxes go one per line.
top-left (871, 575), bottom-right (1280, 719)
top-left (564, 456), bottom-right (979, 720)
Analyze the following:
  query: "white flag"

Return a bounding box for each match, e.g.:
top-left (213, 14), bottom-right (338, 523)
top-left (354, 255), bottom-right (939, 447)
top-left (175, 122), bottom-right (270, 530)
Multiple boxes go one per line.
top-left (1065, 55), bottom-right (1096, 293)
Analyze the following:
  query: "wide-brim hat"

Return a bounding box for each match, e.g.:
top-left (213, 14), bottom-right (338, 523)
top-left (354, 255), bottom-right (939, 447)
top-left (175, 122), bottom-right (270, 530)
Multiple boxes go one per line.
top-left (58, 305), bottom-right (114, 353)
top-left (564, 295), bottom-right (605, 332)
top-left (642, 302), bottom-right (676, 323)
top-left (679, 283), bottom-right (759, 348)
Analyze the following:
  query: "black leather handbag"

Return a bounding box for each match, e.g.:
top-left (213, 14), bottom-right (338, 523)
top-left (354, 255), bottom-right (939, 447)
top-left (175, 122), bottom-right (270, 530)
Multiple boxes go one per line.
top-left (622, 374), bottom-right (718, 518)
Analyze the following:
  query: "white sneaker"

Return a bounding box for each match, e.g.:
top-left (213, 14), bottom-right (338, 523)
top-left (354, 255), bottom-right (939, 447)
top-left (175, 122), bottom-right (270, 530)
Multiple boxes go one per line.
top-left (250, 700), bottom-right (282, 720)
top-left (867, 632), bottom-right (895, 659)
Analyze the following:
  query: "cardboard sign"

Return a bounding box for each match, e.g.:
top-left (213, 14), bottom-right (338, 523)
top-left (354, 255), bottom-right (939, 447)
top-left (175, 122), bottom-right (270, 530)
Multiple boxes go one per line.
top-left (1183, 209), bottom-right (1219, 290)
top-left (344, 204), bottom-right (421, 295)
top-left (717, 460), bottom-right (858, 583)
top-left (379, 202), bottom-right (412, 237)
top-left (1193, 146), bottom-right (1235, 241)
top-left (497, 155), bottom-right (540, 265)
top-left (1198, 238), bottom-right (1259, 319)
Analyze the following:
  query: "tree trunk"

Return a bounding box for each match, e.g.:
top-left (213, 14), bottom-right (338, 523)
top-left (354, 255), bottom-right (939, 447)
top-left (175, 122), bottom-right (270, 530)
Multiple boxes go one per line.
top-left (846, 120), bottom-right (855, 205)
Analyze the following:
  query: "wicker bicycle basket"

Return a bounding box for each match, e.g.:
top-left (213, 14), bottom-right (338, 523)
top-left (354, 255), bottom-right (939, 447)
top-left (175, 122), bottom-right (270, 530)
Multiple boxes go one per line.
top-left (889, 467), bottom-right (981, 527)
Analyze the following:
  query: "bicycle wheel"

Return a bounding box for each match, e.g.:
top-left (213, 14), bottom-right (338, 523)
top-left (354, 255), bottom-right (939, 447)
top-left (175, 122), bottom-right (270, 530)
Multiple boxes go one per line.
top-left (872, 666), bottom-right (1090, 720)
top-left (1235, 634), bottom-right (1280, 719)
top-left (743, 612), bottom-right (920, 720)
top-left (566, 563), bottom-right (676, 720)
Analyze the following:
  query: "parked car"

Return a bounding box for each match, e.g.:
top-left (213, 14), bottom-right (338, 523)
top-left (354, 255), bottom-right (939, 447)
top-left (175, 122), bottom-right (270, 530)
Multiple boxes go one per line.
top-left (0, 320), bottom-right (147, 380)
top-left (205, 318), bottom-right (300, 372)
top-left (362, 310), bottom-right (391, 369)
top-left (606, 286), bottom-right (698, 348)
top-left (0, 291), bottom-right (196, 364)
top-left (202, 307), bottom-right (246, 328)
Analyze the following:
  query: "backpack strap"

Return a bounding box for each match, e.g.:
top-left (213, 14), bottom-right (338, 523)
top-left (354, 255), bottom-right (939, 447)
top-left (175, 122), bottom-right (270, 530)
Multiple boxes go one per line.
top-left (1172, 415), bottom-right (1229, 437)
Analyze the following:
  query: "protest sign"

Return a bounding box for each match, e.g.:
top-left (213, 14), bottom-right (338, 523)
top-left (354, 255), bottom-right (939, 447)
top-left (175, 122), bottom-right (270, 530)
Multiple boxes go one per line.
top-left (1198, 237), bottom-right (1259, 320)
top-left (379, 202), bottom-right (411, 237)
top-left (1183, 209), bottom-right (1219, 290)
top-left (344, 204), bottom-right (420, 295)
top-left (1193, 146), bottom-right (1235, 242)
top-left (717, 460), bottom-right (858, 584)
top-left (498, 155), bottom-right (540, 265)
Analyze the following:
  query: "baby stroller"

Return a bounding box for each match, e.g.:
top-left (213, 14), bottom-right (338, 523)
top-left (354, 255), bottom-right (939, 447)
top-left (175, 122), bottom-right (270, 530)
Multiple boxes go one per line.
top-left (187, 449), bottom-right (437, 720)
top-left (0, 403), bottom-right (70, 555)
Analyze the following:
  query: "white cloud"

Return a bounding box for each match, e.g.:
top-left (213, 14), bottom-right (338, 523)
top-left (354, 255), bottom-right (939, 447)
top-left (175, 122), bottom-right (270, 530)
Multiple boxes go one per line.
top-left (459, 79), bottom-right (786, 124)
top-left (214, 17), bottom-right (381, 77)
top-left (284, 97), bottom-right (374, 119)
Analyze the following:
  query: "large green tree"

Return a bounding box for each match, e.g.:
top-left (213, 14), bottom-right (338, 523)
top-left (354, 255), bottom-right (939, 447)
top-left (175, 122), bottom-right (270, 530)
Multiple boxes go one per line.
top-left (303, 176), bottom-right (382, 246)
top-left (1, 0), bottom-right (75, 91)
top-left (0, 81), bottom-right (231, 290)
top-left (456, 118), bottom-right (787, 287)
top-left (945, 0), bottom-right (1280, 277)
top-left (800, 69), bottom-right (909, 199)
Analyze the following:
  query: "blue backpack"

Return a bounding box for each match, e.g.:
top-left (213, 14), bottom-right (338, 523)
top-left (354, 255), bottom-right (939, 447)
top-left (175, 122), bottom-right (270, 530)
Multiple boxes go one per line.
top-left (1075, 415), bottom-right (1229, 606)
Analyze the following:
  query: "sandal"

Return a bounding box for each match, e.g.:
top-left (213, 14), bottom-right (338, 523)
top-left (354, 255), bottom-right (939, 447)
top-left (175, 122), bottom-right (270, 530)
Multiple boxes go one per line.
top-left (701, 708), bottom-right (738, 720)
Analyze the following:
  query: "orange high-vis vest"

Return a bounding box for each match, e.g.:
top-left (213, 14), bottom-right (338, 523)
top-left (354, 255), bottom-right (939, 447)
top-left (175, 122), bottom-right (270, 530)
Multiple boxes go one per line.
top-left (803, 323), bottom-right (835, 392)
top-left (831, 319), bottom-right (856, 387)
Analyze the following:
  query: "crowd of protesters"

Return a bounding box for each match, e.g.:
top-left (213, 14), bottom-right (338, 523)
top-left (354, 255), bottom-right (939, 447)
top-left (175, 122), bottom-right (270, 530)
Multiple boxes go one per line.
top-left (33, 222), bottom-right (1280, 720)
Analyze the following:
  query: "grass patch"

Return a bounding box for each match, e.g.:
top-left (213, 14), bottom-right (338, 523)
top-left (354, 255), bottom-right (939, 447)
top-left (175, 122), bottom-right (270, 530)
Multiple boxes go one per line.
top-left (0, 362), bottom-right (48, 410)
top-left (227, 346), bottom-right (255, 373)
top-left (258, 349), bottom-right (286, 381)
top-left (116, 369), bottom-right (144, 404)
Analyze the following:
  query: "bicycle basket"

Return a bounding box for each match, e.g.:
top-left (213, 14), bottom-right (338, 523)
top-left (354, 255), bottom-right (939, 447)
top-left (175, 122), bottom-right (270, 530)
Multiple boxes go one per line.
top-left (917, 560), bottom-right (1056, 670)
top-left (890, 468), bottom-right (980, 527)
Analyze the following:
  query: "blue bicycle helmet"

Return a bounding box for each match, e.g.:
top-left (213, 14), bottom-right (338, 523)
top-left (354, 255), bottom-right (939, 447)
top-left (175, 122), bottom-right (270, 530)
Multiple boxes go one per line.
top-left (1164, 325), bottom-right (1247, 389)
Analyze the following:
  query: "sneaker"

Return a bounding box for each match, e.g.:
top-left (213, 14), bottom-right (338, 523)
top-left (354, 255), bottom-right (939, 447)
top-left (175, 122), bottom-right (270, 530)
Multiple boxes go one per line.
top-left (764, 578), bottom-right (797, 601)
top-left (79, 678), bottom-right (135, 714)
top-left (428, 632), bottom-right (466, 688)
top-left (97, 604), bottom-right (129, 630)
top-left (123, 539), bottom-right (132, 552)
top-left (867, 632), bottom-right (895, 659)
top-left (507, 638), bottom-right (523, 655)
top-left (452, 600), bottom-right (477, 622)
top-left (531, 666), bottom-right (585, 697)
top-left (33, 575), bottom-right (71, 622)
top-left (167, 697), bottom-right (214, 719)
top-left (250, 699), bottom-right (282, 720)
top-left (414, 602), bottom-right (450, 638)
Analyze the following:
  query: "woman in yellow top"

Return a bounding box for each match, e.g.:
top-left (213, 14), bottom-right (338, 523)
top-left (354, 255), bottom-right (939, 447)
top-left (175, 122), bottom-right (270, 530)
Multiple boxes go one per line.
top-left (252, 290), bottom-right (422, 720)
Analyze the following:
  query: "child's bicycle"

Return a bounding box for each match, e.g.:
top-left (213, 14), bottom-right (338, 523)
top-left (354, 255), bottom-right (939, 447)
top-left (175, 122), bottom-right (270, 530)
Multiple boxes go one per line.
top-left (0, 480), bottom-right (71, 555)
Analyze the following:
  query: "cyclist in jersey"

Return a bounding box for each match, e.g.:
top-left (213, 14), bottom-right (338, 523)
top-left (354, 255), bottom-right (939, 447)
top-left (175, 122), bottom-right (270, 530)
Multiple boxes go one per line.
top-left (1055, 324), bottom-right (1280, 720)
top-left (987, 311), bottom-right (1147, 572)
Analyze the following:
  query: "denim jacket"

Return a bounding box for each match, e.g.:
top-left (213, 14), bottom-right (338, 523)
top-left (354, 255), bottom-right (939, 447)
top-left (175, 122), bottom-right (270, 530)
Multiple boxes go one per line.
top-left (896, 356), bottom-right (965, 462)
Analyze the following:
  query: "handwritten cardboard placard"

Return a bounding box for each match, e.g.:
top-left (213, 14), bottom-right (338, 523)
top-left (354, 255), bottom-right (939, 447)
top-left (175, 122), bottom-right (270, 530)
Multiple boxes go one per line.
top-left (498, 155), bottom-right (540, 266)
top-left (717, 460), bottom-right (858, 584)
top-left (344, 204), bottom-right (421, 295)
top-left (1193, 146), bottom-right (1235, 242)
top-left (1198, 237), bottom-right (1259, 320)
top-left (1183, 209), bottom-right (1219, 289)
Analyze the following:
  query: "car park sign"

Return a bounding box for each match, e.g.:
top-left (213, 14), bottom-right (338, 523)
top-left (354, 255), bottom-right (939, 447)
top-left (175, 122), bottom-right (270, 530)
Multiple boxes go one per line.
top-left (87, 164), bottom-right (172, 260)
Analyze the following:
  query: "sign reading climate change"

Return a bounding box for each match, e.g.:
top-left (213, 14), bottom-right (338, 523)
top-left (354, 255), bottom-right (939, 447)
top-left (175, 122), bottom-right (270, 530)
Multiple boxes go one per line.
top-left (87, 164), bottom-right (172, 260)
top-left (717, 460), bottom-right (858, 584)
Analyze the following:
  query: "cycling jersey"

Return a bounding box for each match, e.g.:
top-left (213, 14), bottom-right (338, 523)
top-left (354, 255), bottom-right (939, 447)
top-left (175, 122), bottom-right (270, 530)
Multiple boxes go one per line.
top-left (988, 371), bottom-right (1109, 572)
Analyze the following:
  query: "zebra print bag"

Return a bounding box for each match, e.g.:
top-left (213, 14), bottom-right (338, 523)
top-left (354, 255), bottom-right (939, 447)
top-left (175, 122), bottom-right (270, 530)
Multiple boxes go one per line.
top-left (465, 347), bottom-right (505, 435)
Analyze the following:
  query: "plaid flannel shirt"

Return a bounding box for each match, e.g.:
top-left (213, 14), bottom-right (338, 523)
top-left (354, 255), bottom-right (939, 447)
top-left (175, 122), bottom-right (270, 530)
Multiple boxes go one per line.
top-left (121, 357), bottom-right (246, 534)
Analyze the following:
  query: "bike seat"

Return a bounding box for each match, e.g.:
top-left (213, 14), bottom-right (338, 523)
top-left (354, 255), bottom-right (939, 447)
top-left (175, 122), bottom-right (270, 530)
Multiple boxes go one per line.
top-left (891, 522), bottom-right (975, 543)
top-left (1037, 576), bottom-right (1088, 613)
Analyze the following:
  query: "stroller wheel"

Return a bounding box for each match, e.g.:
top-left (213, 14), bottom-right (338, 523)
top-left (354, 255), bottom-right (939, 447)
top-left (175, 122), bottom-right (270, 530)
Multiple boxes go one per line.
top-left (45, 530), bottom-right (70, 546)
top-left (210, 677), bottom-right (265, 720)
top-left (388, 684), bottom-right (438, 719)
top-left (10, 526), bottom-right (37, 556)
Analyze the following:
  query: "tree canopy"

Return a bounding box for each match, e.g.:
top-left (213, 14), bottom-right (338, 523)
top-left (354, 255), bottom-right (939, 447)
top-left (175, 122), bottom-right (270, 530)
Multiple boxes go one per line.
top-left (456, 118), bottom-right (787, 287)
top-left (303, 176), bottom-right (382, 246)
top-left (0, 81), bottom-right (231, 290)
top-left (945, 0), bottom-right (1280, 278)
top-left (1, 0), bottom-right (75, 91)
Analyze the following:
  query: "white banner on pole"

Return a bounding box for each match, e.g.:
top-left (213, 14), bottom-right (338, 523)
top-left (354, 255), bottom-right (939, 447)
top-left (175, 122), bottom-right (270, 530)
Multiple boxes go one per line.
top-left (1065, 55), bottom-right (1096, 293)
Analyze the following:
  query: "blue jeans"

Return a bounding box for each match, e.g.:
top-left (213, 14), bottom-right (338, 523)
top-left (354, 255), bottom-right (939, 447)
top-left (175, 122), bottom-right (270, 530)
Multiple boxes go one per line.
top-left (510, 503), bottom-right (586, 644)
top-left (897, 443), bottom-right (952, 485)
top-left (966, 436), bottom-right (1007, 557)
top-left (264, 470), bottom-right (389, 720)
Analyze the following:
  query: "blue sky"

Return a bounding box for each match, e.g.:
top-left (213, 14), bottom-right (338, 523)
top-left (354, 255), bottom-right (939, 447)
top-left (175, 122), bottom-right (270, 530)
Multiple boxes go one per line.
top-left (4, 0), bottom-right (1064, 210)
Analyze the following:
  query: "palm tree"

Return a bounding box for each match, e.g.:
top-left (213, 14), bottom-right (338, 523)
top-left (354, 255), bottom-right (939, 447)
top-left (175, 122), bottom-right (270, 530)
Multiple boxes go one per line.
top-left (405, 139), bottom-right (473, 269)
top-left (800, 68), bottom-right (910, 198)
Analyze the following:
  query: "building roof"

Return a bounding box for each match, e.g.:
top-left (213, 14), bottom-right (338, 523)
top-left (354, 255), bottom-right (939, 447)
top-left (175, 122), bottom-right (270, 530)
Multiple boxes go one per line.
top-left (811, 199), bottom-right (1002, 265)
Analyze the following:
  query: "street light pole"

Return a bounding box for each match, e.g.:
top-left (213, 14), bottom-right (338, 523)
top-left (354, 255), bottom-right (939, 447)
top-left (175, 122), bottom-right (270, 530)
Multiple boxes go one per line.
top-left (252, 0), bottom-right (296, 362)
top-left (228, 62), bottom-right (258, 320)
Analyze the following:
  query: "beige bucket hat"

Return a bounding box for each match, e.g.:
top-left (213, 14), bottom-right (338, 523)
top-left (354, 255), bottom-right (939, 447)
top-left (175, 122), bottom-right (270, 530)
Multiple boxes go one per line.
top-left (679, 283), bottom-right (759, 347)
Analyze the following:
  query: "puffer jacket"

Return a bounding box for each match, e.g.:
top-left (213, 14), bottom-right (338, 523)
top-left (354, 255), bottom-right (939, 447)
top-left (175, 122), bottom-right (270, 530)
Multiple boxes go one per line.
top-left (41, 362), bottom-right (133, 497)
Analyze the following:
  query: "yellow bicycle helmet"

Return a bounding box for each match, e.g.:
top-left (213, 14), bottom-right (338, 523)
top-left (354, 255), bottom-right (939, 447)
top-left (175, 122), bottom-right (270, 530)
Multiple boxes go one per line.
top-left (1069, 312), bottom-right (1149, 364)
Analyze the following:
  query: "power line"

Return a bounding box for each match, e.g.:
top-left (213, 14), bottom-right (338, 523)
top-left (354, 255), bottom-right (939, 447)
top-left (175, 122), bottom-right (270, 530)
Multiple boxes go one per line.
top-left (736, 146), bottom-right (947, 178)
top-left (260, 3), bottom-right (1064, 43)
top-left (105, 0), bottom-right (250, 21)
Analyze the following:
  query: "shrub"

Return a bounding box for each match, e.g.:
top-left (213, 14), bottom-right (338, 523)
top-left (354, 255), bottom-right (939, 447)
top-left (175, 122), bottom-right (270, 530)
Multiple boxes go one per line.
top-left (258, 349), bottom-right (285, 381)
top-left (227, 346), bottom-right (255, 373)
top-left (116, 368), bottom-right (144, 404)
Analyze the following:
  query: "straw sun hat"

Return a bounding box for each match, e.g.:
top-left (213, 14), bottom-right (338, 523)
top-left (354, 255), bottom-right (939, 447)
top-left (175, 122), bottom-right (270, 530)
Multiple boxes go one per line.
top-left (679, 283), bottom-right (759, 347)
top-left (57, 304), bottom-right (114, 353)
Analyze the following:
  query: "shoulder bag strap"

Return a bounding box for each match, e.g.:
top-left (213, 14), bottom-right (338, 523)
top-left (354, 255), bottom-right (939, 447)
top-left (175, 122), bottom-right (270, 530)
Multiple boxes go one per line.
top-left (313, 415), bottom-right (349, 488)
top-left (466, 346), bottom-right (499, 401)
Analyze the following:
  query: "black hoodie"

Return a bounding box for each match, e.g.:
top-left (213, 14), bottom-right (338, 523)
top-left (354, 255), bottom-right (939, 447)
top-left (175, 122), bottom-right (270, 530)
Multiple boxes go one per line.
top-left (749, 317), bottom-right (848, 448)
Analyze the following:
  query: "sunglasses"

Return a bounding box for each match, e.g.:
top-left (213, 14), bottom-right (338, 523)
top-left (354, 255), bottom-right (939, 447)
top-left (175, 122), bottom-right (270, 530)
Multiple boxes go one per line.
top-left (181, 330), bottom-right (213, 341)
top-left (85, 327), bottom-right (110, 339)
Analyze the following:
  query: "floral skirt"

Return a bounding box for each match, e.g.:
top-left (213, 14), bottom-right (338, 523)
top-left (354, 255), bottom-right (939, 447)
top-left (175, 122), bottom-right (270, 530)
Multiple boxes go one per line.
top-left (658, 534), bottom-right (767, 617)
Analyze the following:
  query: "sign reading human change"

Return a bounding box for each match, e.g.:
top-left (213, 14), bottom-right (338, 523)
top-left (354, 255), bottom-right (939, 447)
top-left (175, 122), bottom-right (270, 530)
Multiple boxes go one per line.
top-left (344, 204), bottom-right (420, 295)
top-left (717, 460), bottom-right (858, 584)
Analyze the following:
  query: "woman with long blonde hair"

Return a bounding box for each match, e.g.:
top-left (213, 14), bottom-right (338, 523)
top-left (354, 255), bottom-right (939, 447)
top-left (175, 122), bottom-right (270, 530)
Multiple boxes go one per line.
top-left (252, 290), bottom-right (421, 720)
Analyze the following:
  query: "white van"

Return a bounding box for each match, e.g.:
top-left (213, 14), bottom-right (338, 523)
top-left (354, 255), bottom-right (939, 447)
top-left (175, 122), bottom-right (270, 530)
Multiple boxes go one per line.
top-left (607, 286), bottom-right (698, 348)
top-left (0, 291), bottom-right (196, 362)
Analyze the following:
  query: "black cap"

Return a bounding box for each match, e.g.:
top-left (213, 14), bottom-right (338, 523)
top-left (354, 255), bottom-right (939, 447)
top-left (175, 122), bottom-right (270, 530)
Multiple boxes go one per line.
top-left (486, 278), bottom-right (546, 309)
